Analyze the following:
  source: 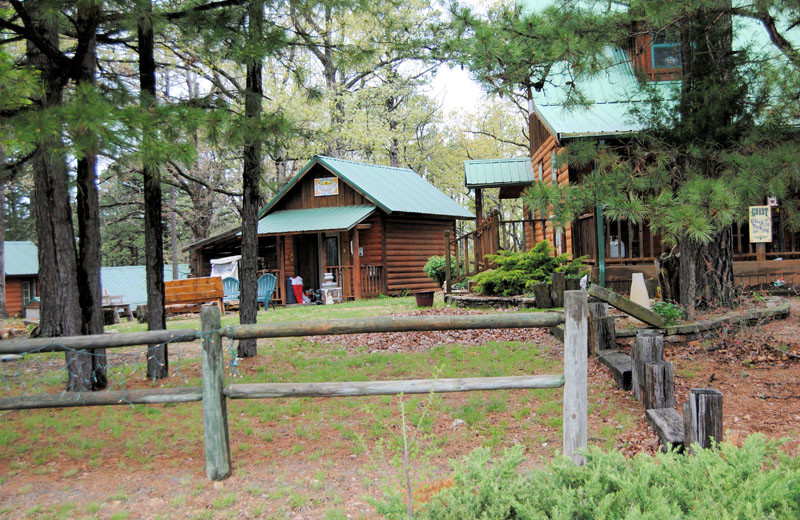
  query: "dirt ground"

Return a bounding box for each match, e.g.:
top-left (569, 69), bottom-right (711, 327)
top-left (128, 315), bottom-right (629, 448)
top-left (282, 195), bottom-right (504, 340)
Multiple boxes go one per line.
top-left (1, 300), bottom-right (799, 519)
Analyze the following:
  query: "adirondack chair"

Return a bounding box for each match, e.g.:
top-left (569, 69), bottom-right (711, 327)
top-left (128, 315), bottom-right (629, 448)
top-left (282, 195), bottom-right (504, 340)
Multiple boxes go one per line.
top-left (222, 277), bottom-right (240, 302)
top-left (257, 273), bottom-right (277, 310)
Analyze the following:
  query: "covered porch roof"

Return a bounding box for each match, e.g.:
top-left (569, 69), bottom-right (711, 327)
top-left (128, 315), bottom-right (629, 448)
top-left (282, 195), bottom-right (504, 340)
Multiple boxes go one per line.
top-left (464, 158), bottom-right (536, 199)
top-left (256, 205), bottom-right (376, 235)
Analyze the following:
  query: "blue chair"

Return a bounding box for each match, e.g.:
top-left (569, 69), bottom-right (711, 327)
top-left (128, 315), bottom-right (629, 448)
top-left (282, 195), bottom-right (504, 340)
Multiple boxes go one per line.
top-left (222, 277), bottom-right (240, 302)
top-left (257, 273), bottom-right (277, 310)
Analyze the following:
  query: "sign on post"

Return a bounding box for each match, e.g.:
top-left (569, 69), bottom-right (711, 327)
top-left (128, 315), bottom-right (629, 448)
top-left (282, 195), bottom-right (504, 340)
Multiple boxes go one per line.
top-left (748, 206), bottom-right (772, 243)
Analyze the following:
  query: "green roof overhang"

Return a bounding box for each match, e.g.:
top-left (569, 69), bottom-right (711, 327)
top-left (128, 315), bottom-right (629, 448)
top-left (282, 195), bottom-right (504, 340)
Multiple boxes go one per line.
top-left (256, 205), bottom-right (376, 235)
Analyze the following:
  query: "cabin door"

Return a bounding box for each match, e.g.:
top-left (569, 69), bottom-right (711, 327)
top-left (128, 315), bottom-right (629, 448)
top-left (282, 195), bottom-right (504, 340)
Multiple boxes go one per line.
top-left (293, 233), bottom-right (320, 289)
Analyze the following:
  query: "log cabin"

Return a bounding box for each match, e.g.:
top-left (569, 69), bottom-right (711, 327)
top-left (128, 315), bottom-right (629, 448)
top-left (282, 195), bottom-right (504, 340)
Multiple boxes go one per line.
top-left (186, 155), bottom-right (473, 303)
top-left (455, 4), bottom-right (800, 292)
top-left (3, 241), bottom-right (39, 317)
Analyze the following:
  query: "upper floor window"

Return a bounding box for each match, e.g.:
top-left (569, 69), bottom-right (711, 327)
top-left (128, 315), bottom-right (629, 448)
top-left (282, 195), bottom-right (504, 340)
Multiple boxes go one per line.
top-left (651, 29), bottom-right (681, 69)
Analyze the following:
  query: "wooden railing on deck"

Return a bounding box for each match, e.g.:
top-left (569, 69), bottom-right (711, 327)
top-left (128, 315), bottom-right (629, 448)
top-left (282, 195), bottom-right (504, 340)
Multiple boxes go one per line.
top-left (325, 264), bottom-right (383, 300)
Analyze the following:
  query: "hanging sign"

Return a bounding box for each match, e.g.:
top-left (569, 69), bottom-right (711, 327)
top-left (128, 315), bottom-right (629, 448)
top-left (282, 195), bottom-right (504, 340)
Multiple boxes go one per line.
top-left (314, 177), bottom-right (339, 197)
top-left (748, 206), bottom-right (772, 243)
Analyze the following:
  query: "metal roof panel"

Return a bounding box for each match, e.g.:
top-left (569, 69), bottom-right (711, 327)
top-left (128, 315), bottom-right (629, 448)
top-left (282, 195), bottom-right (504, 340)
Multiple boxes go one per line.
top-left (464, 158), bottom-right (535, 188)
top-left (256, 205), bottom-right (376, 235)
top-left (100, 265), bottom-right (189, 307)
top-left (4, 241), bottom-right (39, 276)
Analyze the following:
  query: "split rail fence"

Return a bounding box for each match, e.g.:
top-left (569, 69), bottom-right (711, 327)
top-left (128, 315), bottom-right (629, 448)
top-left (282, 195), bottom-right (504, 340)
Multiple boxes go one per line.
top-left (0, 291), bottom-right (589, 480)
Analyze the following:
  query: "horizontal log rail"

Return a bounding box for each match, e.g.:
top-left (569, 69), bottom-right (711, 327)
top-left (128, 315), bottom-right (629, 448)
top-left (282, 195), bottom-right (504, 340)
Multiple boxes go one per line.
top-left (1, 292), bottom-right (588, 479)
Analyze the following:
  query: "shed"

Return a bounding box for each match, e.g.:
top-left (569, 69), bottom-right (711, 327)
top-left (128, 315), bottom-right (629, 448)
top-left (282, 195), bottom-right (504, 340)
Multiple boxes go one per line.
top-left (100, 265), bottom-right (190, 308)
top-left (187, 155), bottom-right (473, 302)
top-left (3, 241), bottom-right (39, 316)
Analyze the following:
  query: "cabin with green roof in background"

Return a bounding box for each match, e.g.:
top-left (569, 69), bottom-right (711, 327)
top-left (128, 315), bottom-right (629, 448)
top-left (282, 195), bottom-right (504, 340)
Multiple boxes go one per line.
top-left (186, 155), bottom-right (474, 303)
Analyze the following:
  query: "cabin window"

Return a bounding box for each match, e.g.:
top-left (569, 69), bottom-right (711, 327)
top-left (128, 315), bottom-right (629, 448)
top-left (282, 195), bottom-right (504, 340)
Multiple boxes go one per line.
top-left (651, 29), bottom-right (681, 69)
top-left (22, 280), bottom-right (36, 305)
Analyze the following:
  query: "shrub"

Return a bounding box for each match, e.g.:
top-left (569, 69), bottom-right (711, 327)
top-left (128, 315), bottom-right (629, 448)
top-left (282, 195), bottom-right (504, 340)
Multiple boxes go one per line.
top-left (652, 301), bottom-right (685, 326)
top-left (469, 241), bottom-right (588, 296)
top-left (423, 256), bottom-right (458, 287)
top-left (375, 434), bottom-right (800, 519)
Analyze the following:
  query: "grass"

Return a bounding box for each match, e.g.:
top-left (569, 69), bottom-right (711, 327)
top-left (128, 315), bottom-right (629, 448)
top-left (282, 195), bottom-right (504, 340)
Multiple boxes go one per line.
top-left (0, 296), bottom-right (642, 516)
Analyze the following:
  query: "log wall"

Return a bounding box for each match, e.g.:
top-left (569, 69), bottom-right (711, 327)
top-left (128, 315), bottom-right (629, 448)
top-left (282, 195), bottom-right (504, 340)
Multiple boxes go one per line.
top-left (5, 278), bottom-right (25, 316)
top-left (385, 216), bottom-right (454, 293)
top-left (272, 164), bottom-right (372, 212)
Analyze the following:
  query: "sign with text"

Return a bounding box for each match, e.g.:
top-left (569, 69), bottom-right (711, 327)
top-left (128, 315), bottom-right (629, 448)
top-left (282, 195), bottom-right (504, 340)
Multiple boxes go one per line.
top-left (748, 205), bottom-right (772, 243)
top-left (314, 177), bottom-right (339, 197)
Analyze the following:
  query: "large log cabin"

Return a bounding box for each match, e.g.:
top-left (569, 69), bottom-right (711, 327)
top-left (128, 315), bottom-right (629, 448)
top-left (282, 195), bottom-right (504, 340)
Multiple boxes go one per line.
top-left (3, 241), bottom-right (39, 316)
top-left (186, 156), bottom-right (473, 303)
top-left (455, 13), bottom-right (800, 292)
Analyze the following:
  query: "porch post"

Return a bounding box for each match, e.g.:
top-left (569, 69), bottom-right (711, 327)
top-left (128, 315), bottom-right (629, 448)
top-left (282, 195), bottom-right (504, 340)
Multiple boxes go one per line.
top-left (475, 188), bottom-right (483, 228)
top-left (279, 236), bottom-right (285, 304)
top-left (353, 227), bottom-right (361, 299)
top-left (595, 205), bottom-right (605, 287)
top-left (444, 231), bottom-right (452, 294)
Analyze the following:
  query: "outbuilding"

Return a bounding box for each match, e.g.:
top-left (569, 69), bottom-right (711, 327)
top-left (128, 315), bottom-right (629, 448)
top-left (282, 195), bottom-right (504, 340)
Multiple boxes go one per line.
top-left (186, 156), bottom-right (473, 303)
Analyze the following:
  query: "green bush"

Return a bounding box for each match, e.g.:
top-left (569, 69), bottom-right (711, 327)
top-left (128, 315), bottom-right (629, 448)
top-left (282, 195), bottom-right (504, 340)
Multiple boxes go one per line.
top-left (376, 434), bottom-right (800, 519)
top-left (423, 256), bottom-right (458, 287)
top-left (652, 301), bottom-right (686, 326)
top-left (470, 241), bottom-right (588, 297)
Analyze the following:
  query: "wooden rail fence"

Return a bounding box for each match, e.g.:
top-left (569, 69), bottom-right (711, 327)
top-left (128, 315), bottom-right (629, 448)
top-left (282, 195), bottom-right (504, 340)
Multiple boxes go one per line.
top-left (0, 291), bottom-right (589, 479)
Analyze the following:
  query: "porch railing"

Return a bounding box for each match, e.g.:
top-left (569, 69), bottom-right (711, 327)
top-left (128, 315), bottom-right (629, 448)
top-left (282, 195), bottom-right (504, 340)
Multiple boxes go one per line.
top-left (325, 264), bottom-right (384, 299)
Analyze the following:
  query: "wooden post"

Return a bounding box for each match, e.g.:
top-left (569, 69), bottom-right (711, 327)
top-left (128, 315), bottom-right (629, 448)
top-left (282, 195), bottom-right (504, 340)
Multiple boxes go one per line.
top-left (756, 242), bottom-right (766, 262)
top-left (551, 272), bottom-right (566, 308)
top-left (201, 306), bottom-right (231, 481)
top-left (532, 282), bottom-right (553, 309)
top-left (643, 361), bottom-right (675, 409)
top-left (588, 302), bottom-right (616, 356)
top-left (352, 227), bottom-right (361, 300)
top-left (683, 389), bottom-right (723, 452)
top-left (444, 231), bottom-right (452, 294)
top-left (563, 290), bottom-right (588, 465)
top-left (631, 332), bottom-right (664, 401)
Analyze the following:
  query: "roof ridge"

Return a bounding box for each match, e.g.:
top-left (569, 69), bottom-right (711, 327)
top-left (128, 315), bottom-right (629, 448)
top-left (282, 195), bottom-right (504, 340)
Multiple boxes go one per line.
top-left (317, 155), bottom-right (415, 173)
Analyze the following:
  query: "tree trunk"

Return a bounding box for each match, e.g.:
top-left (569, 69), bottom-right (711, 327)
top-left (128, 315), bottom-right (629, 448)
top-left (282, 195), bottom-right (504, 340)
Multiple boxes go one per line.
top-left (75, 2), bottom-right (106, 389)
top-left (138, 0), bottom-right (168, 379)
top-left (26, 1), bottom-right (88, 390)
top-left (170, 184), bottom-right (179, 280)
top-left (679, 227), bottom-right (735, 314)
top-left (239, 0), bottom-right (264, 358)
top-left (0, 179), bottom-right (8, 319)
top-left (656, 246), bottom-right (679, 304)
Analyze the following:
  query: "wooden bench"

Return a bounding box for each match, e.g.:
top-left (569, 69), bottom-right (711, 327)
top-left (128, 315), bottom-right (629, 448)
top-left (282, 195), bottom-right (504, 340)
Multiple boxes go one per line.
top-left (165, 277), bottom-right (224, 315)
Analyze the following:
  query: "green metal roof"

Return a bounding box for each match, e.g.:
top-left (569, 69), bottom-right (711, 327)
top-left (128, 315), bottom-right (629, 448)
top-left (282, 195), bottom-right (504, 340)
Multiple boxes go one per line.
top-left (260, 156), bottom-right (473, 219)
top-left (101, 265), bottom-right (189, 307)
top-left (4, 241), bottom-right (38, 276)
top-left (465, 158), bottom-right (535, 188)
top-left (257, 205), bottom-right (376, 235)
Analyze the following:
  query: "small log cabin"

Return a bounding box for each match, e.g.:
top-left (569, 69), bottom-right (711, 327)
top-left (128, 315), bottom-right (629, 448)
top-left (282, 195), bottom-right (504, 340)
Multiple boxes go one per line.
top-left (3, 241), bottom-right (39, 316)
top-left (458, 39), bottom-right (800, 292)
top-left (186, 155), bottom-right (473, 303)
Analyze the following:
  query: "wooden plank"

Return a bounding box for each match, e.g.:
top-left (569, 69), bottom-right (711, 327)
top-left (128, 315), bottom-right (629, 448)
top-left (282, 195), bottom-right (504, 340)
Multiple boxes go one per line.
top-left (563, 290), bottom-right (588, 465)
top-left (200, 306), bottom-right (231, 481)
top-left (645, 408), bottom-right (684, 452)
top-left (0, 387), bottom-right (202, 410)
top-left (224, 312), bottom-right (564, 340)
top-left (597, 350), bottom-right (632, 391)
top-left (226, 374), bottom-right (564, 399)
top-left (587, 284), bottom-right (666, 328)
top-left (683, 388), bottom-right (723, 452)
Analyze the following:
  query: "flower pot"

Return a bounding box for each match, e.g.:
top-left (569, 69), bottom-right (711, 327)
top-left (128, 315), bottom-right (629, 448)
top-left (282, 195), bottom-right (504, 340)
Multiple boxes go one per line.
top-left (414, 290), bottom-right (434, 307)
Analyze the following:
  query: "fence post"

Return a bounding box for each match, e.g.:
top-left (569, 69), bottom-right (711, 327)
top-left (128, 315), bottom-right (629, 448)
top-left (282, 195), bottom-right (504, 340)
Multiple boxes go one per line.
top-left (201, 305), bottom-right (232, 480)
top-left (563, 289), bottom-right (588, 465)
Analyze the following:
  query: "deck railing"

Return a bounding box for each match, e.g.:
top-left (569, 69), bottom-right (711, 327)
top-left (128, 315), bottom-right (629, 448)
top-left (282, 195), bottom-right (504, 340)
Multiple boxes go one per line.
top-left (325, 264), bottom-right (384, 300)
top-left (0, 291), bottom-right (589, 479)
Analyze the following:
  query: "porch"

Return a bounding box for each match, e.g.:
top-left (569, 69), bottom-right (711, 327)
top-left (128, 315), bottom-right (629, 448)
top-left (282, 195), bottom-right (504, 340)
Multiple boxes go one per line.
top-left (447, 208), bottom-right (800, 293)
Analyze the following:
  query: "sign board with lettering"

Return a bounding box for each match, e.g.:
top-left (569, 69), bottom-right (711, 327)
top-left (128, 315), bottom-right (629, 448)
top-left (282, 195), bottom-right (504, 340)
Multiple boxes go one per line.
top-left (314, 177), bottom-right (339, 197)
top-left (748, 205), bottom-right (772, 243)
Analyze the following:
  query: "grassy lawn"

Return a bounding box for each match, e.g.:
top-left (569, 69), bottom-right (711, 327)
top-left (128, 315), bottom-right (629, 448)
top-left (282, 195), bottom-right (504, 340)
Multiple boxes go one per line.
top-left (0, 295), bottom-right (638, 518)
